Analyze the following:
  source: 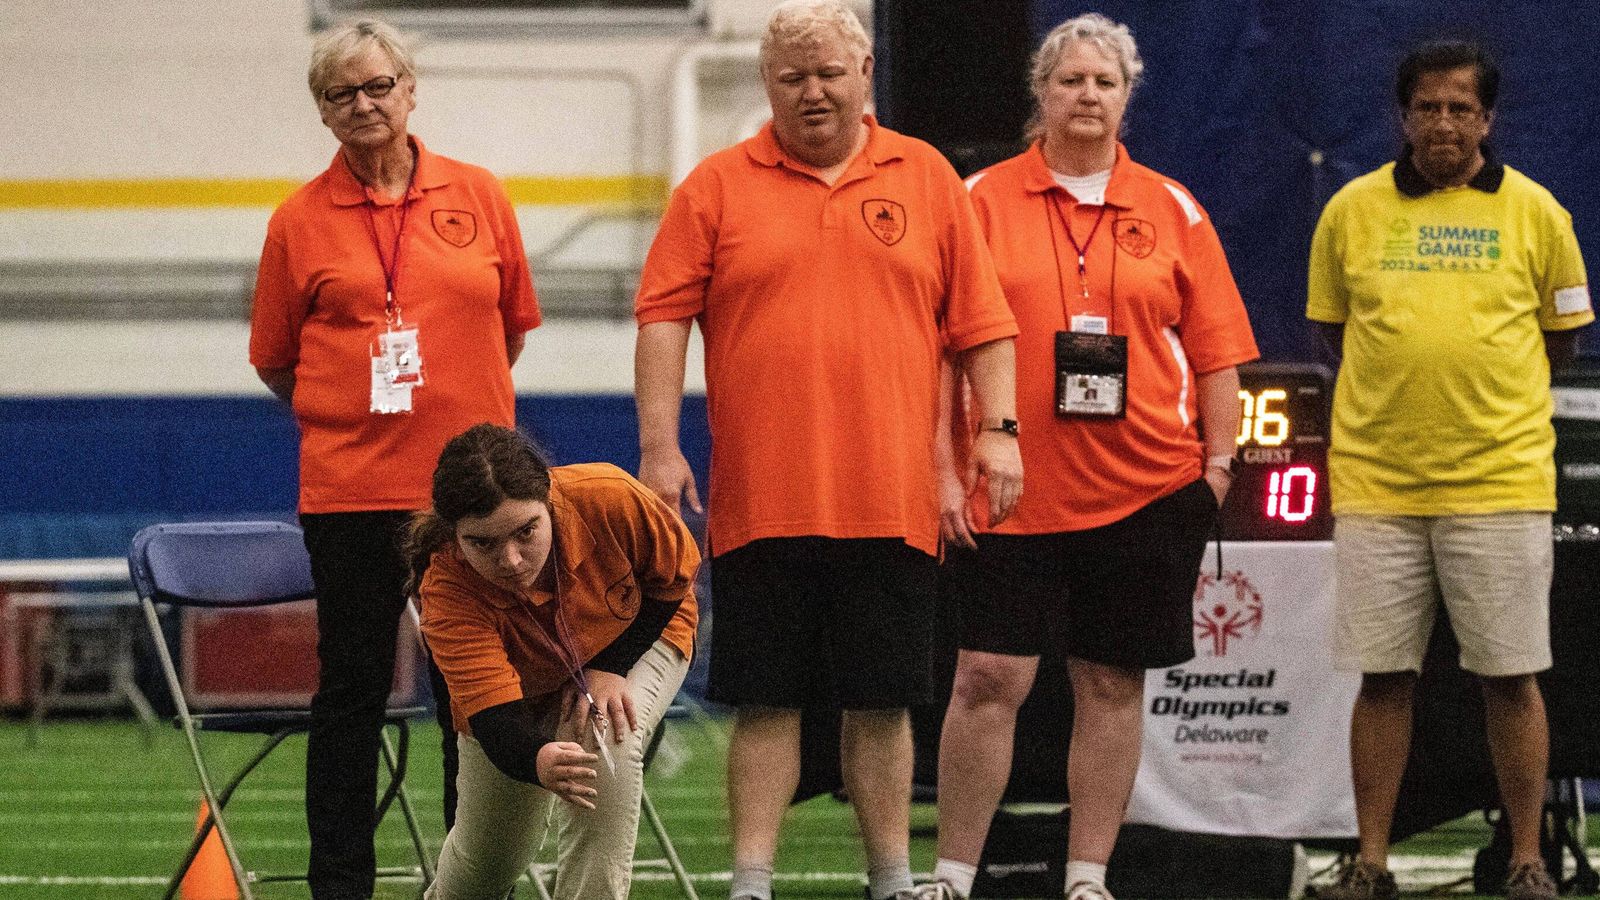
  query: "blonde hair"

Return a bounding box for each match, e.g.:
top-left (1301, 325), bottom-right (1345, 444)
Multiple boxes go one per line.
top-left (1026, 12), bottom-right (1143, 142)
top-left (760, 0), bottom-right (871, 72)
top-left (307, 19), bottom-right (416, 100)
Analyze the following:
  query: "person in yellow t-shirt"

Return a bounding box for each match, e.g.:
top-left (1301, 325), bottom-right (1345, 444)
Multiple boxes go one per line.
top-left (1306, 40), bottom-right (1591, 900)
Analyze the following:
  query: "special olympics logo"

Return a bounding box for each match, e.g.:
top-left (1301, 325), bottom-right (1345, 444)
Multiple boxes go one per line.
top-left (1193, 570), bottom-right (1263, 657)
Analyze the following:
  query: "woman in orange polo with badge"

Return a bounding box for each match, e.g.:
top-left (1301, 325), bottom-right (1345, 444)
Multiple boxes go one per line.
top-left (919, 14), bottom-right (1258, 900)
top-left (247, 19), bottom-right (540, 899)
top-left (408, 424), bottom-right (697, 900)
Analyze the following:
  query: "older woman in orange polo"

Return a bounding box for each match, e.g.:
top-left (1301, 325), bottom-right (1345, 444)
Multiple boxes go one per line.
top-left (247, 19), bottom-right (539, 898)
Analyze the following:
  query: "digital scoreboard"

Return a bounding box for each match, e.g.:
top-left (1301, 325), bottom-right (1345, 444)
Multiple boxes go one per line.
top-left (1218, 362), bottom-right (1334, 540)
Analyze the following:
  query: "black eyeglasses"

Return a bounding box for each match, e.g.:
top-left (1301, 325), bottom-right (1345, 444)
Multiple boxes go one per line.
top-left (321, 75), bottom-right (399, 106)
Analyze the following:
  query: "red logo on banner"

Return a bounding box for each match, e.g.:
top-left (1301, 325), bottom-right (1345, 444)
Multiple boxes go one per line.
top-left (1193, 570), bottom-right (1263, 657)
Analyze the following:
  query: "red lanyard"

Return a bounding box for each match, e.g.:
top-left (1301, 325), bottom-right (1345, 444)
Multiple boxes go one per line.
top-left (519, 565), bottom-right (595, 701)
top-left (350, 152), bottom-right (417, 324)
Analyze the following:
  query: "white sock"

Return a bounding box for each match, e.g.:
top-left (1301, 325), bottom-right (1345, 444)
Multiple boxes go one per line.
top-left (731, 863), bottom-right (774, 900)
top-left (1065, 861), bottom-right (1108, 892)
top-left (933, 858), bottom-right (977, 897)
top-left (867, 857), bottom-right (914, 899)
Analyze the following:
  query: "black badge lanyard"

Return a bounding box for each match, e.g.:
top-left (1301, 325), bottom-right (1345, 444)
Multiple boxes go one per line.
top-left (1045, 191), bottom-right (1118, 334)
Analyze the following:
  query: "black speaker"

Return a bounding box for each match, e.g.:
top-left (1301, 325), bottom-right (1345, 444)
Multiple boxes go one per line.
top-left (1106, 824), bottom-right (1301, 900)
top-left (875, 0), bottom-right (1034, 177)
top-left (1552, 369), bottom-right (1600, 524)
top-left (1545, 535), bottom-right (1600, 778)
top-left (970, 813), bottom-right (1304, 900)
top-left (973, 808), bottom-right (1069, 898)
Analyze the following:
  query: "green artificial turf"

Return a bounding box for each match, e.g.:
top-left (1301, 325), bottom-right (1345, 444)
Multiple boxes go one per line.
top-left (0, 717), bottom-right (1588, 898)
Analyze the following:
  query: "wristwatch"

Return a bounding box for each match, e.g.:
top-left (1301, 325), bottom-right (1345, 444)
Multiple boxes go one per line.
top-left (1207, 454), bottom-right (1240, 477)
top-left (980, 417), bottom-right (1020, 437)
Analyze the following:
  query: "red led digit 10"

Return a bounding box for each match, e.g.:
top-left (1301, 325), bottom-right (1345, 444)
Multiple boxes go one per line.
top-left (1266, 466), bottom-right (1317, 522)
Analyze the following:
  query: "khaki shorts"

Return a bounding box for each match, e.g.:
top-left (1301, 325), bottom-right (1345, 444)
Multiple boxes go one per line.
top-left (1333, 512), bottom-right (1552, 677)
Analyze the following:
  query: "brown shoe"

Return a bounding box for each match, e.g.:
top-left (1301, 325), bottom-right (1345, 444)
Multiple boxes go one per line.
top-left (1319, 859), bottom-right (1398, 900)
top-left (1505, 862), bottom-right (1558, 900)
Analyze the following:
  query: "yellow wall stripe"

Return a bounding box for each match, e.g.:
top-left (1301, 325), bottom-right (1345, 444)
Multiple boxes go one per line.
top-left (0, 174), bottom-right (668, 209)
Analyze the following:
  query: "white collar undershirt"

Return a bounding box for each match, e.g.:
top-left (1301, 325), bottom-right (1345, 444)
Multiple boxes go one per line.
top-left (1051, 168), bottom-right (1112, 206)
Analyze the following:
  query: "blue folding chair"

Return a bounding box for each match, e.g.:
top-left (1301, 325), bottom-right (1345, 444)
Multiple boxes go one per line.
top-left (129, 521), bottom-right (433, 899)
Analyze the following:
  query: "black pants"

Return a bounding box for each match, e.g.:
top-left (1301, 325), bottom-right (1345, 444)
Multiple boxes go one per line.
top-left (301, 511), bottom-right (459, 899)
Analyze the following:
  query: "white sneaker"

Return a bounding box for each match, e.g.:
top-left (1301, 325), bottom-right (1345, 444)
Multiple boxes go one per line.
top-left (1065, 881), bottom-right (1114, 900)
top-left (910, 881), bottom-right (966, 900)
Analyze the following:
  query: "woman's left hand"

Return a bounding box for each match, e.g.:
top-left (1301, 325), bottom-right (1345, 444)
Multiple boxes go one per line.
top-left (1204, 466), bottom-right (1232, 506)
top-left (572, 669), bottom-right (637, 744)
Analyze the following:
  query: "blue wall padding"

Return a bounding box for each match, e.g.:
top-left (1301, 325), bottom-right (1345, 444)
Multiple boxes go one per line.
top-left (2, 396), bottom-right (710, 559)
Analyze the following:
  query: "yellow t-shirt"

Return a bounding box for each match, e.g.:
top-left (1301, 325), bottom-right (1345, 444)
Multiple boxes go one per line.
top-left (1306, 162), bottom-right (1592, 515)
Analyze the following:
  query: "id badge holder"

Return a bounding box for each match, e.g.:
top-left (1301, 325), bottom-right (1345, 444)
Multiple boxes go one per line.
top-left (592, 719), bottom-right (617, 775)
top-left (370, 357), bottom-right (413, 414)
top-left (1055, 330), bottom-right (1128, 418)
top-left (370, 325), bottom-right (423, 414)
top-left (378, 327), bottom-right (424, 387)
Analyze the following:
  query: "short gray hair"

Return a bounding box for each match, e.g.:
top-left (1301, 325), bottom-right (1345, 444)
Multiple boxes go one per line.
top-left (1026, 13), bottom-right (1143, 142)
top-left (759, 0), bottom-right (872, 72)
top-left (307, 19), bottom-right (416, 100)
top-left (1031, 13), bottom-right (1143, 100)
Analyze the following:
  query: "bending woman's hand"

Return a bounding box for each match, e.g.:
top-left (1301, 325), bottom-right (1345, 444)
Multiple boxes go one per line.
top-left (572, 669), bottom-right (638, 744)
top-left (536, 742), bottom-right (599, 809)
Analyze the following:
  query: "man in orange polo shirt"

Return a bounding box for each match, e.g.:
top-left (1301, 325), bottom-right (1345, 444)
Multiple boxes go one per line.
top-left (633, 3), bottom-right (1020, 899)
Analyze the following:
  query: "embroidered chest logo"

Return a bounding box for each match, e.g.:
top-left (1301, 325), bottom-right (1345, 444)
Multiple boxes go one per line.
top-left (605, 574), bottom-right (640, 621)
top-left (862, 199), bottom-right (907, 246)
top-left (431, 209), bottom-right (477, 248)
top-left (1114, 218), bottom-right (1156, 258)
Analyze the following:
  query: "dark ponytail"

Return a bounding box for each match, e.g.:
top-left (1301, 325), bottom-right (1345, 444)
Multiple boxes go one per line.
top-left (403, 423), bottom-right (553, 597)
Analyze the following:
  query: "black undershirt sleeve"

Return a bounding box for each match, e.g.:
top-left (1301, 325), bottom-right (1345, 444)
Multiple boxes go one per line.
top-left (468, 598), bottom-right (681, 785)
top-left (586, 597), bottom-right (682, 677)
top-left (467, 699), bottom-right (557, 787)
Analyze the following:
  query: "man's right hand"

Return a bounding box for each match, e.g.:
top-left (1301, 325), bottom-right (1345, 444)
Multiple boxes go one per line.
top-left (639, 446), bottom-right (703, 516)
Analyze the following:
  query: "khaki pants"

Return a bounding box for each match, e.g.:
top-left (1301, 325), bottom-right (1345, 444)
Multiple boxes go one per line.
top-left (425, 640), bottom-right (690, 900)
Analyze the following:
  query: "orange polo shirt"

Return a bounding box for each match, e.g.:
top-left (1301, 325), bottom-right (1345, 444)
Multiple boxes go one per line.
top-left (419, 463), bottom-right (700, 735)
top-left (250, 137), bottom-right (541, 514)
top-left (635, 116), bottom-right (1018, 557)
top-left (965, 143), bottom-right (1258, 532)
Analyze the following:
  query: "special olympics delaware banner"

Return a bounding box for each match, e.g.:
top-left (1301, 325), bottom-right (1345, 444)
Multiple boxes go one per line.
top-left (1125, 540), bottom-right (1360, 838)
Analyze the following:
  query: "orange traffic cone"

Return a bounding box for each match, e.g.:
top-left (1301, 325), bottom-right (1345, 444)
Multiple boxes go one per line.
top-left (180, 799), bottom-right (241, 900)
